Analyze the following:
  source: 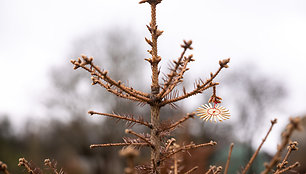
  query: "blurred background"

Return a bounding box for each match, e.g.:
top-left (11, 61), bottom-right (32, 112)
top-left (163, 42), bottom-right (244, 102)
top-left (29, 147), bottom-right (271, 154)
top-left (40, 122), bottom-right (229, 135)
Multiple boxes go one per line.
top-left (1, 0), bottom-right (306, 173)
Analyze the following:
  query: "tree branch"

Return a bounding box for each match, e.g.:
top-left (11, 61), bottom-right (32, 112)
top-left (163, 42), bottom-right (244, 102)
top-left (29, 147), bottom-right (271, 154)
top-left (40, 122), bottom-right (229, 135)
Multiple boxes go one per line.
top-left (160, 141), bottom-right (217, 162)
top-left (261, 117), bottom-right (302, 174)
top-left (71, 55), bottom-right (151, 103)
top-left (90, 143), bottom-right (149, 149)
top-left (162, 112), bottom-right (195, 132)
top-left (242, 119), bottom-right (277, 174)
top-left (224, 143), bottom-right (234, 174)
top-left (158, 40), bottom-right (193, 98)
top-left (88, 111), bottom-right (152, 128)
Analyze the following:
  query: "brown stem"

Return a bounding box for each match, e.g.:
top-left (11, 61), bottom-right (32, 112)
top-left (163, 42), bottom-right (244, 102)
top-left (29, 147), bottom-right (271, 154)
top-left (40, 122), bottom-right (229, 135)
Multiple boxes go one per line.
top-left (162, 112), bottom-right (195, 132)
top-left (184, 166), bottom-right (198, 174)
top-left (158, 47), bottom-right (188, 98)
top-left (90, 143), bottom-right (148, 148)
top-left (224, 143), bottom-right (234, 174)
top-left (151, 105), bottom-right (161, 173)
top-left (242, 119), bottom-right (277, 174)
top-left (275, 162), bottom-right (300, 174)
top-left (88, 111), bottom-right (151, 128)
top-left (160, 141), bottom-right (217, 162)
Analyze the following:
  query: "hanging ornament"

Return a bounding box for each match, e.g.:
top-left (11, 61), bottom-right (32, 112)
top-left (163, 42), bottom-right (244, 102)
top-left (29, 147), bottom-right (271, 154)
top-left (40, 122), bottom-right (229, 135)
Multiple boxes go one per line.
top-left (196, 102), bottom-right (230, 122)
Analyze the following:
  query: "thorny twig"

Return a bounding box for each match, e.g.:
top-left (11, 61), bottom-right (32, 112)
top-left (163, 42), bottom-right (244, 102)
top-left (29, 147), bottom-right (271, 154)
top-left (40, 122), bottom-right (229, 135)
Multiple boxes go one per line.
top-left (161, 58), bottom-right (230, 106)
top-left (160, 141), bottom-right (217, 162)
top-left (242, 119), bottom-right (277, 174)
top-left (158, 40), bottom-right (193, 99)
top-left (88, 111), bottom-right (152, 128)
top-left (90, 143), bottom-right (148, 149)
top-left (71, 55), bottom-right (150, 103)
top-left (125, 129), bottom-right (155, 149)
top-left (162, 112), bottom-right (195, 132)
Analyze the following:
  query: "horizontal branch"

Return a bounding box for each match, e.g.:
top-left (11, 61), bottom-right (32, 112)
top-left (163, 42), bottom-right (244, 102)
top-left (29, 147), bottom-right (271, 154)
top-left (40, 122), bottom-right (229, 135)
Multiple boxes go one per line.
top-left (90, 143), bottom-right (149, 149)
top-left (88, 111), bottom-right (152, 128)
top-left (162, 112), bottom-right (195, 132)
top-left (160, 141), bottom-right (217, 162)
top-left (71, 55), bottom-right (150, 103)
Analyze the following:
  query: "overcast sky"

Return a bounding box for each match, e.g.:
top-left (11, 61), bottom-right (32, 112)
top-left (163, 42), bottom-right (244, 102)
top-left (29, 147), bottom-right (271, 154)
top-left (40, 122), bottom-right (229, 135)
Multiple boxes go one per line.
top-left (1, 0), bottom-right (306, 152)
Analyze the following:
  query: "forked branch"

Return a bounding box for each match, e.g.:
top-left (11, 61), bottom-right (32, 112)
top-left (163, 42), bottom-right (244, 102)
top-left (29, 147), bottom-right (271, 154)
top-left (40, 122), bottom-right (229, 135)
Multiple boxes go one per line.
top-left (261, 117), bottom-right (302, 174)
top-left (161, 58), bottom-right (230, 106)
top-left (71, 55), bottom-right (150, 103)
top-left (158, 40), bottom-right (193, 98)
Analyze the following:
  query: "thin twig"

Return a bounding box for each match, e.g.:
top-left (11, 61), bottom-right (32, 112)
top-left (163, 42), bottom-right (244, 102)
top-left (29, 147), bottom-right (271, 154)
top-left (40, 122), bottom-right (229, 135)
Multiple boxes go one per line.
top-left (184, 166), bottom-right (198, 174)
top-left (161, 58), bottom-right (230, 106)
top-left (224, 143), bottom-right (234, 174)
top-left (162, 112), bottom-right (195, 131)
top-left (274, 141), bottom-right (299, 174)
top-left (242, 119), bottom-right (277, 174)
top-left (205, 166), bottom-right (216, 174)
top-left (158, 42), bottom-right (190, 98)
top-left (88, 111), bottom-right (151, 128)
top-left (126, 129), bottom-right (155, 149)
top-left (160, 141), bottom-right (217, 162)
top-left (275, 162), bottom-right (300, 174)
top-left (161, 54), bottom-right (194, 99)
top-left (90, 143), bottom-right (148, 149)
top-left (71, 56), bottom-right (151, 103)
top-left (261, 117), bottom-right (301, 174)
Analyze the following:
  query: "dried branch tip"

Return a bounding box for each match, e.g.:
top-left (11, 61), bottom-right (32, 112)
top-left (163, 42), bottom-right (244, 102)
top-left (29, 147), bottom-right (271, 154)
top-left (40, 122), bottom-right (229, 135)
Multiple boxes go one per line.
top-left (139, 0), bottom-right (162, 5)
top-left (181, 40), bottom-right (193, 50)
top-left (219, 58), bottom-right (230, 68)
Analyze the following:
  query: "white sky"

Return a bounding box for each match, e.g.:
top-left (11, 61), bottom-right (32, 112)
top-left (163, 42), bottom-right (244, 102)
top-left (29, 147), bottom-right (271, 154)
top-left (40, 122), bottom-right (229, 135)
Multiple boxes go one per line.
top-left (1, 0), bottom-right (306, 153)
